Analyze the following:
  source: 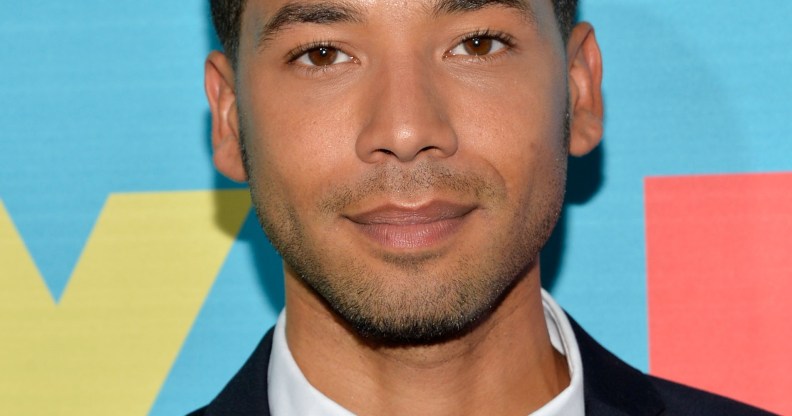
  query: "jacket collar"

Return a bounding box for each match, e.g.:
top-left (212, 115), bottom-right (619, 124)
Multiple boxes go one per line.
top-left (199, 328), bottom-right (274, 416)
top-left (568, 315), bottom-right (665, 416)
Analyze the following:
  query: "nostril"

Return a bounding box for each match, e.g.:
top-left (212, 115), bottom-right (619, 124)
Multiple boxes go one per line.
top-left (376, 145), bottom-right (441, 161)
top-left (420, 145), bottom-right (436, 153)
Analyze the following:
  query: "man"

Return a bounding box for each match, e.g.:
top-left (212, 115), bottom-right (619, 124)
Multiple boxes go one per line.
top-left (192, 0), bottom-right (773, 414)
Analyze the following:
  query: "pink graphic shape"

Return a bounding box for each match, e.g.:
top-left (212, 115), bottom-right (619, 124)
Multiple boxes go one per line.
top-left (645, 172), bottom-right (792, 415)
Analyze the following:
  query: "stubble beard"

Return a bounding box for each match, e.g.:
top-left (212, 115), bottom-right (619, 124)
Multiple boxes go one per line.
top-left (240, 120), bottom-right (568, 347)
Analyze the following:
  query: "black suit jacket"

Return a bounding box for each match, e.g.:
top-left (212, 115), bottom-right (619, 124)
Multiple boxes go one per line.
top-left (189, 316), bottom-right (774, 415)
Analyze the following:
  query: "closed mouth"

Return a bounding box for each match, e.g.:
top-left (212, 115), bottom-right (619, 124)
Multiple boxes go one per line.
top-left (345, 201), bottom-right (476, 249)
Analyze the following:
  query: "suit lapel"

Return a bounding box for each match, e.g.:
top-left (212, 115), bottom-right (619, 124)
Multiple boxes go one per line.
top-left (568, 315), bottom-right (665, 416)
top-left (201, 328), bottom-right (274, 416)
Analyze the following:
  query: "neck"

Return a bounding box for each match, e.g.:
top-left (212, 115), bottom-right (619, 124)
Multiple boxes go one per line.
top-left (284, 264), bottom-right (569, 416)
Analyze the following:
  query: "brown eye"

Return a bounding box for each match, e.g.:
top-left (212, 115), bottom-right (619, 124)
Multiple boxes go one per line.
top-left (462, 37), bottom-right (493, 56)
top-left (307, 47), bottom-right (338, 66)
top-left (448, 35), bottom-right (509, 58)
top-left (294, 45), bottom-right (353, 67)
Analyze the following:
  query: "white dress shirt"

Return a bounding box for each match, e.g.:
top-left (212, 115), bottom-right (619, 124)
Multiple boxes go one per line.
top-left (268, 289), bottom-right (584, 415)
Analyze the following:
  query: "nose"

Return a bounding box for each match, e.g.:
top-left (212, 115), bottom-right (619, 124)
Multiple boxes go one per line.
top-left (355, 56), bottom-right (458, 164)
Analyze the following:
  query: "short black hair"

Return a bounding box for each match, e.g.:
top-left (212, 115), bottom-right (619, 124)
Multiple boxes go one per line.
top-left (210, 0), bottom-right (578, 66)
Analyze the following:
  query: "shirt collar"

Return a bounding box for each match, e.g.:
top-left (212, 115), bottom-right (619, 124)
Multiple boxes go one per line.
top-left (534, 289), bottom-right (585, 416)
top-left (268, 311), bottom-right (355, 416)
top-left (268, 289), bottom-right (584, 415)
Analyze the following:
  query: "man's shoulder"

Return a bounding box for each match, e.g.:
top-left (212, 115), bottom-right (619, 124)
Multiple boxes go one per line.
top-left (647, 375), bottom-right (775, 415)
top-left (186, 327), bottom-right (275, 416)
top-left (568, 314), bottom-right (774, 415)
top-left (185, 407), bottom-right (207, 416)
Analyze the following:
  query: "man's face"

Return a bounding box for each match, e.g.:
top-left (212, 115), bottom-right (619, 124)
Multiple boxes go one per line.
top-left (230, 0), bottom-right (572, 344)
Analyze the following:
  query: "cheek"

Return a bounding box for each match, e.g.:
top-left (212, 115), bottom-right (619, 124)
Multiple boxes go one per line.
top-left (240, 72), bottom-right (361, 208)
top-left (449, 72), bottom-right (568, 204)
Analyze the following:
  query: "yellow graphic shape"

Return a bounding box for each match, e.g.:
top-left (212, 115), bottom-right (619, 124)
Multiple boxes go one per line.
top-left (0, 190), bottom-right (250, 415)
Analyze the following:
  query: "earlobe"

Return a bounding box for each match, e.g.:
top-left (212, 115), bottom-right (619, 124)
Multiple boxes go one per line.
top-left (566, 23), bottom-right (604, 157)
top-left (205, 51), bottom-right (248, 182)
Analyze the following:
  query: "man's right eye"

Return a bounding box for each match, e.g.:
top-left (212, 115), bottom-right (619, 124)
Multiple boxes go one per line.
top-left (292, 46), bottom-right (354, 67)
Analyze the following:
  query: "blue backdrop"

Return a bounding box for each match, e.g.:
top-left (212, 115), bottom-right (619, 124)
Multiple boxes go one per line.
top-left (1, 1), bottom-right (789, 414)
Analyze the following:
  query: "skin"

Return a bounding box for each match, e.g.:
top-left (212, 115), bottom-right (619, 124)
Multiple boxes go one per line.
top-left (205, 0), bottom-right (603, 414)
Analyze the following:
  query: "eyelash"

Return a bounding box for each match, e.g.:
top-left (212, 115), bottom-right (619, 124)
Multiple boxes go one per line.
top-left (285, 40), bottom-right (344, 63)
top-left (447, 29), bottom-right (516, 61)
top-left (458, 29), bottom-right (515, 50)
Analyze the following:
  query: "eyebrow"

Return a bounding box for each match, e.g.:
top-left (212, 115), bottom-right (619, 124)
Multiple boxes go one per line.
top-left (256, 1), bottom-right (364, 50)
top-left (431, 0), bottom-right (536, 23)
top-left (255, 0), bottom-right (536, 51)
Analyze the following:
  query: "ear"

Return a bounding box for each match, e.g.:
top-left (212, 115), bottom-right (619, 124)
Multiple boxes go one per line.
top-left (566, 23), bottom-right (604, 157)
top-left (205, 51), bottom-right (247, 182)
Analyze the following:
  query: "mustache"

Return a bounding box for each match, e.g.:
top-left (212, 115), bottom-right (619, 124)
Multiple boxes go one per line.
top-left (318, 162), bottom-right (504, 214)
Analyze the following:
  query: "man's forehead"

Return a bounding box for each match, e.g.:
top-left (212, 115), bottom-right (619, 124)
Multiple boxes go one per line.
top-left (245, 0), bottom-right (543, 48)
top-left (248, 0), bottom-right (536, 15)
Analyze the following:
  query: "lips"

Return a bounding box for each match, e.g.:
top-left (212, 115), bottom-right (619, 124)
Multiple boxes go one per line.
top-left (345, 201), bottom-right (476, 249)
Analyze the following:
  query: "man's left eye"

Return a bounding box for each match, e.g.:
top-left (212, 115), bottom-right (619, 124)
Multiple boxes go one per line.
top-left (295, 46), bottom-right (354, 67)
top-left (448, 36), bottom-right (508, 57)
